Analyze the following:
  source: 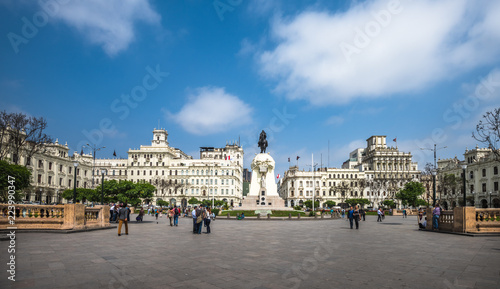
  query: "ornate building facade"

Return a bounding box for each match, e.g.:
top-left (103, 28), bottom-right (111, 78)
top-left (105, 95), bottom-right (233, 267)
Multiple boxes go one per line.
top-left (278, 136), bottom-right (421, 208)
top-left (95, 129), bottom-right (244, 207)
top-left (438, 145), bottom-right (500, 209)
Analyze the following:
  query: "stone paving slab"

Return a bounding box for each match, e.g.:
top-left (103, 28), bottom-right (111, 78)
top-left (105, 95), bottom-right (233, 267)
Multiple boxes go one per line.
top-left (1, 214), bottom-right (500, 289)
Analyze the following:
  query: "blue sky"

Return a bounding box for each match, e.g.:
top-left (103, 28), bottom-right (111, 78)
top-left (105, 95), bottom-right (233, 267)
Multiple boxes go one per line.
top-left (1, 0), bottom-right (500, 177)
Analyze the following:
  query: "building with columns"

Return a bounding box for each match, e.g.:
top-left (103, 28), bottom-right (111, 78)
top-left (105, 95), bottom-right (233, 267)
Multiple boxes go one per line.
top-left (3, 138), bottom-right (93, 204)
top-left (437, 145), bottom-right (500, 209)
top-left (278, 136), bottom-right (420, 208)
top-left (95, 128), bottom-right (244, 207)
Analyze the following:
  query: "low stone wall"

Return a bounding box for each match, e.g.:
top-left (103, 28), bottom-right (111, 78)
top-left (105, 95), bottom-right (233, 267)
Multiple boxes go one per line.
top-left (0, 204), bottom-right (110, 230)
top-left (425, 207), bottom-right (500, 233)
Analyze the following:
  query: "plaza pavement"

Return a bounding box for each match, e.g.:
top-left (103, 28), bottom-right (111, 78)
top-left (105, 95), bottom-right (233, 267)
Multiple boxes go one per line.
top-left (1, 214), bottom-right (500, 289)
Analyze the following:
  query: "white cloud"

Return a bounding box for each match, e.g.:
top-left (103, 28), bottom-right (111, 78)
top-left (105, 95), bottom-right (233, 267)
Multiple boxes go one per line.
top-left (325, 115), bottom-right (344, 126)
top-left (258, 0), bottom-right (500, 105)
top-left (49, 0), bottom-right (160, 56)
top-left (168, 87), bottom-right (253, 135)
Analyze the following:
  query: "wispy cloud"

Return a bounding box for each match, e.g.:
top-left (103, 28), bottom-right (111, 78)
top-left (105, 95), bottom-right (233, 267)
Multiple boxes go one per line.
top-left (325, 115), bottom-right (344, 126)
top-left (167, 86), bottom-right (253, 135)
top-left (257, 0), bottom-right (500, 105)
top-left (49, 0), bottom-right (161, 56)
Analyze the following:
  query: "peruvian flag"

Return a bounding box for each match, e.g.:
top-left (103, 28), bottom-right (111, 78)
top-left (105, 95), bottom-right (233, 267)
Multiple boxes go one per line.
top-left (276, 174), bottom-right (280, 179)
top-left (225, 155), bottom-right (231, 160)
top-left (393, 138), bottom-right (397, 142)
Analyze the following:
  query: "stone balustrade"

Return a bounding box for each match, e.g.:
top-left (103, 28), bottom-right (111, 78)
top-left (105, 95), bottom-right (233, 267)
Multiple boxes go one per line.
top-left (0, 204), bottom-right (110, 230)
top-left (425, 207), bottom-right (500, 233)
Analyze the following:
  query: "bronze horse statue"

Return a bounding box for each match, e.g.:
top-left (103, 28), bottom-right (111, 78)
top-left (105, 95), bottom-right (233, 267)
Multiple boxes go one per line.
top-left (258, 130), bottom-right (268, 153)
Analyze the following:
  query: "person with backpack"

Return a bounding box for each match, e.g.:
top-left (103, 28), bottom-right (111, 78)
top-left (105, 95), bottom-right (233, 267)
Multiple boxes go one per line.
top-left (432, 203), bottom-right (441, 230)
top-left (173, 205), bottom-right (180, 226)
top-left (168, 207), bottom-right (174, 226)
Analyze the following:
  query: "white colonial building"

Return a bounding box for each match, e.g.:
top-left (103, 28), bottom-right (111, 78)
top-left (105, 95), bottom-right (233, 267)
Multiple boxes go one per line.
top-left (95, 128), bottom-right (244, 207)
top-left (3, 138), bottom-right (93, 204)
top-left (278, 136), bottom-right (420, 208)
top-left (437, 145), bottom-right (500, 209)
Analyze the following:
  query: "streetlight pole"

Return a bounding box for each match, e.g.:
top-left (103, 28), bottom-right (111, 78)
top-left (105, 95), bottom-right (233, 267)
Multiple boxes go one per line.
top-left (73, 161), bottom-right (79, 204)
top-left (85, 143), bottom-right (106, 189)
top-left (432, 170), bottom-right (437, 207)
top-left (312, 153), bottom-right (315, 213)
top-left (462, 164), bottom-right (467, 207)
top-left (101, 168), bottom-right (107, 205)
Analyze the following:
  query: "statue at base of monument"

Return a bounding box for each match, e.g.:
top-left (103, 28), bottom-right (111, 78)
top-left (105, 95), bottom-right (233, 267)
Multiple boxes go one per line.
top-left (258, 130), bottom-right (268, 153)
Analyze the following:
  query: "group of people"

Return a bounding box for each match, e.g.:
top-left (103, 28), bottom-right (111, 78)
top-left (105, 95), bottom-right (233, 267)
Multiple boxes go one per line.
top-left (346, 206), bottom-right (364, 229)
top-left (111, 202), bottom-right (131, 236)
top-left (109, 203), bottom-right (131, 223)
top-left (191, 205), bottom-right (215, 234)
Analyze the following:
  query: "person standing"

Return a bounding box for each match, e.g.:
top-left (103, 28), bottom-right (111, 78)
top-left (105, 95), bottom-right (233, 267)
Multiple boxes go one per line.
top-left (168, 207), bottom-right (174, 226)
top-left (205, 208), bottom-right (213, 234)
top-left (359, 208), bottom-right (366, 221)
top-left (109, 203), bottom-right (115, 222)
top-left (347, 206), bottom-right (354, 229)
top-left (403, 209), bottom-right (406, 218)
top-left (341, 209), bottom-right (345, 219)
top-left (155, 207), bottom-right (159, 220)
top-left (432, 204), bottom-right (441, 230)
top-left (377, 207), bottom-right (383, 222)
top-left (117, 202), bottom-right (129, 236)
top-left (196, 205), bottom-right (205, 234)
top-left (126, 205), bottom-right (131, 222)
top-left (138, 207), bottom-right (144, 222)
top-left (192, 206), bottom-right (198, 233)
top-left (173, 205), bottom-right (180, 226)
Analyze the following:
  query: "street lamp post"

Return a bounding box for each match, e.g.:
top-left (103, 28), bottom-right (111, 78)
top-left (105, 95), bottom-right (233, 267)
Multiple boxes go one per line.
top-left (73, 161), bottom-right (79, 204)
top-left (101, 168), bottom-right (107, 205)
top-left (432, 169), bottom-right (437, 207)
top-left (461, 164), bottom-right (467, 207)
top-left (85, 143), bottom-right (106, 188)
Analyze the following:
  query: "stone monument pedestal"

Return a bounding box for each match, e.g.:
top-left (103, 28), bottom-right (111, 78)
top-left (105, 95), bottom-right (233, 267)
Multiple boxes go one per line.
top-left (235, 153), bottom-right (291, 211)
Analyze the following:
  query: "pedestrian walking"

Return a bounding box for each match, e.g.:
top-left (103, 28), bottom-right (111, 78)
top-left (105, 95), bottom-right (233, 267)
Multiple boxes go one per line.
top-left (347, 206), bottom-right (354, 229)
top-left (353, 206), bottom-right (360, 229)
top-left (377, 207), bottom-right (383, 222)
top-left (168, 207), bottom-right (174, 226)
top-left (117, 202), bottom-right (129, 236)
top-left (155, 207), bottom-right (159, 220)
top-left (173, 205), bottom-right (180, 226)
top-left (341, 209), bottom-right (345, 219)
top-left (359, 208), bottom-right (366, 221)
top-left (432, 204), bottom-right (441, 230)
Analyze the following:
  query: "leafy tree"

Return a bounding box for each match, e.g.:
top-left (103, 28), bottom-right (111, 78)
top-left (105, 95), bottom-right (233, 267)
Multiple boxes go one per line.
top-left (473, 107), bottom-right (500, 160)
top-left (188, 197), bottom-right (200, 205)
top-left (0, 160), bottom-right (31, 203)
top-left (157, 199), bottom-right (169, 207)
top-left (415, 199), bottom-right (429, 207)
top-left (323, 200), bottom-right (336, 207)
top-left (345, 198), bottom-right (370, 207)
top-left (383, 199), bottom-right (396, 208)
top-left (61, 188), bottom-right (97, 203)
top-left (395, 181), bottom-right (425, 208)
top-left (304, 200), bottom-right (320, 209)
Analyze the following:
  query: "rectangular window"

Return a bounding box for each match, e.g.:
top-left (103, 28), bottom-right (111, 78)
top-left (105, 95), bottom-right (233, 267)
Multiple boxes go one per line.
top-left (38, 174), bottom-right (42, 183)
top-left (482, 183), bottom-right (487, 192)
top-left (48, 176), bottom-right (52, 184)
top-left (482, 169), bottom-right (486, 177)
top-left (494, 182), bottom-right (499, 192)
top-left (69, 179), bottom-right (72, 187)
top-left (48, 162), bottom-right (52, 170)
top-left (38, 160), bottom-right (43, 168)
top-left (494, 167), bottom-right (498, 175)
